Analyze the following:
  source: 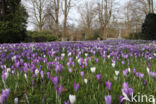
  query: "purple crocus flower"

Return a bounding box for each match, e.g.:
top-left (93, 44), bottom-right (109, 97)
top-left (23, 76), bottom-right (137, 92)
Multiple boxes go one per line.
top-left (133, 68), bottom-right (136, 74)
top-left (122, 82), bottom-right (134, 96)
top-left (105, 81), bottom-right (112, 92)
top-left (144, 80), bottom-right (147, 86)
top-left (121, 60), bottom-right (125, 65)
top-left (96, 58), bottom-right (99, 63)
top-left (135, 72), bottom-right (139, 78)
top-left (80, 71), bottom-right (84, 77)
top-left (73, 83), bottom-right (80, 92)
top-left (55, 64), bottom-right (62, 73)
top-left (147, 62), bottom-right (151, 68)
top-left (96, 74), bottom-right (102, 81)
top-left (51, 76), bottom-right (59, 86)
top-left (56, 85), bottom-right (63, 96)
top-left (40, 71), bottom-right (44, 79)
top-left (105, 95), bottom-right (112, 104)
top-left (47, 72), bottom-right (50, 79)
top-left (68, 68), bottom-right (72, 73)
top-left (149, 72), bottom-right (156, 77)
top-left (139, 73), bottom-right (144, 79)
top-left (0, 89), bottom-right (10, 104)
top-left (120, 95), bottom-right (124, 103)
top-left (123, 69), bottom-right (128, 76)
top-left (24, 63), bottom-right (28, 73)
top-left (64, 101), bottom-right (70, 104)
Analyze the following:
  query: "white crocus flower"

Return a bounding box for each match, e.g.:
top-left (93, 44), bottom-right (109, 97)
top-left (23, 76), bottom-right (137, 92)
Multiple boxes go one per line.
top-left (14, 97), bottom-right (18, 104)
top-left (114, 76), bottom-right (118, 80)
top-left (112, 63), bottom-right (115, 68)
top-left (115, 70), bottom-right (119, 76)
top-left (24, 74), bottom-right (28, 80)
top-left (90, 67), bottom-right (96, 73)
top-left (107, 55), bottom-right (110, 59)
top-left (128, 68), bottom-right (131, 72)
top-left (61, 53), bottom-right (65, 57)
top-left (7, 68), bottom-right (11, 73)
top-left (68, 52), bottom-right (72, 56)
top-left (5, 72), bottom-right (9, 80)
top-left (147, 67), bottom-right (150, 73)
top-left (69, 95), bottom-right (76, 104)
top-left (84, 78), bottom-right (88, 84)
top-left (85, 53), bottom-right (88, 57)
top-left (35, 69), bottom-right (39, 75)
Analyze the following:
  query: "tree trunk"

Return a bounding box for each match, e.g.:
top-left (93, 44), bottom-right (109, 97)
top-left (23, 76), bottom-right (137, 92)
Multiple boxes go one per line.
top-left (55, 0), bottom-right (59, 37)
top-left (62, 0), bottom-right (67, 41)
top-left (2, 0), bottom-right (6, 21)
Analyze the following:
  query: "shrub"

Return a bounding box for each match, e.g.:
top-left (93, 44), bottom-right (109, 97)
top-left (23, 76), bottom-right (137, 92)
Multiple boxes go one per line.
top-left (129, 32), bottom-right (142, 40)
top-left (25, 31), bottom-right (57, 42)
top-left (142, 13), bottom-right (156, 40)
top-left (0, 21), bottom-right (26, 43)
top-left (85, 30), bottom-right (100, 40)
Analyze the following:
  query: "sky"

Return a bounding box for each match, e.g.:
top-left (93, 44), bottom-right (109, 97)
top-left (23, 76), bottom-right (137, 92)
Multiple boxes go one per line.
top-left (23, 0), bottom-right (130, 30)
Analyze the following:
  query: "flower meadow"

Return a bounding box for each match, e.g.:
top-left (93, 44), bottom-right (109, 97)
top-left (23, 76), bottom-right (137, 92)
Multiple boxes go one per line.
top-left (0, 40), bottom-right (156, 104)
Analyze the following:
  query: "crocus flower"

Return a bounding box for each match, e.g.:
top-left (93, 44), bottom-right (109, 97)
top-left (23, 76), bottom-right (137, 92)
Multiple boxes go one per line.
top-left (122, 82), bottom-right (134, 96)
top-left (80, 71), bottom-right (84, 77)
top-left (147, 67), bottom-right (150, 73)
top-left (68, 68), bottom-right (72, 73)
top-left (144, 80), bottom-right (147, 86)
top-left (139, 73), bottom-right (144, 79)
top-left (135, 72), bottom-right (139, 78)
top-left (115, 70), bottom-right (119, 76)
top-left (127, 68), bottom-right (131, 72)
top-left (51, 76), bottom-right (59, 86)
top-left (105, 81), bottom-right (112, 92)
top-left (2, 71), bottom-right (9, 82)
top-left (105, 95), bottom-right (112, 104)
top-left (112, 62), bottom-right (115, 68)
top-left (73, 83), bottom-right (80, 92)
top-left (84, 78), bottom-right (88, 84)
top-left (69, 95), bottom-right (76, 104)
top-left (120, 95), bottom-right (124, 103)
top-left (96, 58), bottom-right (99, 63)
top-left (96, 74), bottom-right (102, 81)
top-left (149, 72), bottom-right (156, 77)
top-left (90, 67), bottom-right (96, 73)
top-left (64, 101), bottom-right (70, 104)
top-left (133, 68), bottom-right (136, 74)
top-left (0, 89), bottom-right (10, 104)
top-left (121, 60), bottom-right (125, 65)
top-left (123, 69), bottom-right (128, 76)
top-left (40, 71), bottom-right (44, 79)
top-left (14, 97), bottom-right (18, 104)
top-left (35, 69), bottom-right (39, 75)
top-left (56, 85), bottom-right (63, 96)
top-left (55, 64), bottom-right (62, 73)
top-left (47, 72), bottom-right (50, 79)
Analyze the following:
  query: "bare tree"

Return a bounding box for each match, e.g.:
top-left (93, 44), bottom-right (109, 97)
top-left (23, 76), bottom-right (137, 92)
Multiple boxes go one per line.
top-left (45, 0), bottom-right (60, 36)
top-left (62, 0), bottom-right (72, 41)
top-left (96, 0), bottom-right (115, 39)
top-left (78, 1), bottom-right (96, 38)
top-left (26, 0), bottom-right (47, 32)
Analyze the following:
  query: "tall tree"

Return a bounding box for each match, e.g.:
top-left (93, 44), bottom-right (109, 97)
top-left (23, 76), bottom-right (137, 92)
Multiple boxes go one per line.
top-left (26, 0), bottom-right (47, 32)
top-left (0, 0), bottom-right (28, 43)
top-left (62, 0), bottom-right (72, 41)
top-left (1, 0), bottom-right (6, 21)
top-left (78, 1), bottom-right (96, 38)
top-left (45, 0), bottom-right (60, 36)
top-left (96, 0), bottom-right (114, 39)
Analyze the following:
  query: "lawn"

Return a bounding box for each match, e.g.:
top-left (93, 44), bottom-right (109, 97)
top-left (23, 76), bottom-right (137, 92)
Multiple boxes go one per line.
top-left (0, 40), bottom-right (156, 104)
